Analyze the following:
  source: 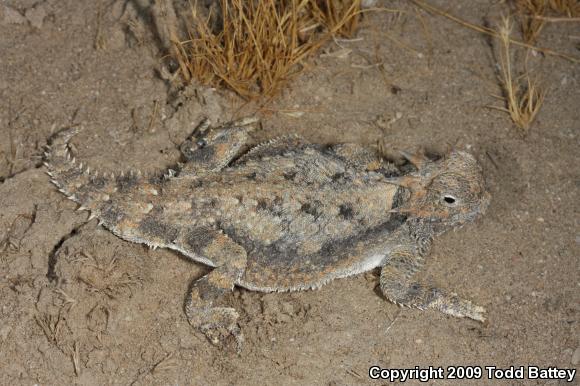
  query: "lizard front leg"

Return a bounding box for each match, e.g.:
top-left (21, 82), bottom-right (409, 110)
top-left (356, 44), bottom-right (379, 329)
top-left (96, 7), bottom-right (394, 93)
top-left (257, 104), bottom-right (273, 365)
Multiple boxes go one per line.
top-left (379, 239), bottom-right (486, 322)
top-left (182, 230), bottom-right (248, 352)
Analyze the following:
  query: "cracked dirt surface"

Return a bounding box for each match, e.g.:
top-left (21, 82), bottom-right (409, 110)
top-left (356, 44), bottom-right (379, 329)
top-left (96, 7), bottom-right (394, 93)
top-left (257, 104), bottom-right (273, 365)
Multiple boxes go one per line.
top-left (1, 0), bottom-right (578, 385)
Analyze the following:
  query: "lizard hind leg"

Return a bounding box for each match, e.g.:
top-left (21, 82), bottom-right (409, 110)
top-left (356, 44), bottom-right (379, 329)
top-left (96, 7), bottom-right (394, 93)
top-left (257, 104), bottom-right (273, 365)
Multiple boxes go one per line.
top-left (380, 247), bottom-right (486, 322)
top-left (330, 143), bottom-right (384, 171)
top-left (182, 230), bottom-right (248, 352)
top-left (178, 117), bottom-right (258, 176)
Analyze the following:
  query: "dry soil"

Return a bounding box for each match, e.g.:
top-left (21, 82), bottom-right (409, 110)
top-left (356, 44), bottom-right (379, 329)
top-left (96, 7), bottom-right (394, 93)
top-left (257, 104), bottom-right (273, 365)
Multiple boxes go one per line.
top-left (0, 1), bottom-right (578, 385)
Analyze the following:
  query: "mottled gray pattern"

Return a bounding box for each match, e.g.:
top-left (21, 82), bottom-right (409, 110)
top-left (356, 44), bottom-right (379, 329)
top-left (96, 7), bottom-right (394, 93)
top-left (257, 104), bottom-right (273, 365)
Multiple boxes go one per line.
top-left (45, 119), bottom-right (490, 351)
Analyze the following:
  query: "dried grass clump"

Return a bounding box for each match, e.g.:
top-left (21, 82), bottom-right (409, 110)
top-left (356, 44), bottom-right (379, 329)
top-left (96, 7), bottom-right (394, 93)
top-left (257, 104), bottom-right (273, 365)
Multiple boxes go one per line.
top-left (493, 17), bottom-right (545, 132)
top-left (173, 0), bottom-right (361, 100)
top-left (307, 0), bottom-right (361, 38)
top-left (547, 0), bottom-right (580, 16)
top-left (513, 0), bottom-right (580, 43)
top-left (514, 0), bottom-right (547, 43)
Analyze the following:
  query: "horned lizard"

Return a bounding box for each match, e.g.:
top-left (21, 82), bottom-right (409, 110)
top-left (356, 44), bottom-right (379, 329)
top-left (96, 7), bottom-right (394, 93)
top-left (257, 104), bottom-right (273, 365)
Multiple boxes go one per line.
top-left (45, 118), bottom-right (490, 350)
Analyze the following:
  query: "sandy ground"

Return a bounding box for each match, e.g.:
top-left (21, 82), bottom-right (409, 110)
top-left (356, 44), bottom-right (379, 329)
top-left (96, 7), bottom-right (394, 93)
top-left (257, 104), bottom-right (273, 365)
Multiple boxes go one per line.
top-left (1, 0), bottom-right (579, 385)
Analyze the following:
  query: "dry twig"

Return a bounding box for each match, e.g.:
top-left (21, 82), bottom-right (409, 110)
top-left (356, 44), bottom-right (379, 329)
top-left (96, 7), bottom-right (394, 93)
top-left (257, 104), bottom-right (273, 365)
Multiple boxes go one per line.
top-left (490, 17), bottom-right (546, 133)
top-left (411, 0), bottom-right (580, 63)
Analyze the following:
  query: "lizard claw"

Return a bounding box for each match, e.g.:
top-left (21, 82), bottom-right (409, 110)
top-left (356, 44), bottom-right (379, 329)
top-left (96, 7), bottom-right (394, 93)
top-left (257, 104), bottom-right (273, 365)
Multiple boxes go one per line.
top-left (458, 302), bottom-right (486, 323)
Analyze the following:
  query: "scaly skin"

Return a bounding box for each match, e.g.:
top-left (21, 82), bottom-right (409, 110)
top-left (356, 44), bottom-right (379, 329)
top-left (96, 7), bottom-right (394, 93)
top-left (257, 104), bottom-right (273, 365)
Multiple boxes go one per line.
top-left (46, 119), bottom-right (490, 351)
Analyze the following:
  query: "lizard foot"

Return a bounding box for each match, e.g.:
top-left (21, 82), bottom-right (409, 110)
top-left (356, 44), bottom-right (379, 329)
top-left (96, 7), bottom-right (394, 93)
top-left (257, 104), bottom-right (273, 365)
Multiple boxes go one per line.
top-left (381, 273), bottom-right (487, 323)
top-left (188, 306), bottom-right (244, 353)
top-left (433, 293), bottom-right (486, 322)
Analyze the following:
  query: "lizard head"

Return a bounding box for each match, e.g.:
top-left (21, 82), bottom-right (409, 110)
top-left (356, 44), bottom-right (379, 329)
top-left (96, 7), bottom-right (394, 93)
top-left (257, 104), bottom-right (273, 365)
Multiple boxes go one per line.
top-left (387, 150), bottom-right (490, 229)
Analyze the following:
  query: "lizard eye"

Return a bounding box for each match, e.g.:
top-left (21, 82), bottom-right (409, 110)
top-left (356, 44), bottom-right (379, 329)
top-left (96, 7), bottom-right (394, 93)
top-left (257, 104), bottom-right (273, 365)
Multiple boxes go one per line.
top-left (442, 194), bottom-right (458, 206)
top-left (196, 139), bottom-right (207, 148)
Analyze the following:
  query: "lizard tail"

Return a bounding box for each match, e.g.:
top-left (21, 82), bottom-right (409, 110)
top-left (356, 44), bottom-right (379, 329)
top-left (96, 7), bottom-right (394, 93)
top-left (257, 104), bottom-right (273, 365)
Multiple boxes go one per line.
top-left (44, 128), bottom-right (142, 220)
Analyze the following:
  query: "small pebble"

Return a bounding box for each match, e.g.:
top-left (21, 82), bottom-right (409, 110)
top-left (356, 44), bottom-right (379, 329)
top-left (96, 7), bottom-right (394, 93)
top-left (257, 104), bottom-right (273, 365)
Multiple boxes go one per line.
top-left (25, 4), bottom-right (46, 29)
top-left (0, 326), bottom-right (11, 340)
top-left (2, 5), bottom-right (26, 24)
top-left (361, 0), bottom-right (379, 8)
top-left (572, 347), bottom-right (580, 366)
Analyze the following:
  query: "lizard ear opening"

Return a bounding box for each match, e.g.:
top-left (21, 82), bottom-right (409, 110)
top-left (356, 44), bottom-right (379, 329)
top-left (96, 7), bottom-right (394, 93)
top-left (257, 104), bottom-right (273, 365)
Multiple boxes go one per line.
top-left (442, 195), bottom-right (457, 206)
